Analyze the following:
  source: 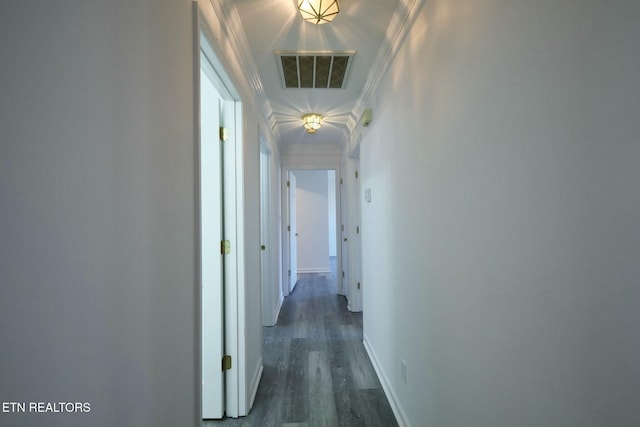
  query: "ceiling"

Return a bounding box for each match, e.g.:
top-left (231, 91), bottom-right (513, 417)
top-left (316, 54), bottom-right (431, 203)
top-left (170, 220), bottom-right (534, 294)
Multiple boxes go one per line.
top-left (233, 0), bottom-right (400, 147)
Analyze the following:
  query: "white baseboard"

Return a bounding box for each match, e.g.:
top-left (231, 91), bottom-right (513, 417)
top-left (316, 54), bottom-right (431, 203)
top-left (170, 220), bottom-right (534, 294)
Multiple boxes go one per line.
top-left (248, 358), bottom-right (263, 411)
top-left (363, 334), bottom-right (412, 427)
top-left (297, 267), bottom-right (331, 273)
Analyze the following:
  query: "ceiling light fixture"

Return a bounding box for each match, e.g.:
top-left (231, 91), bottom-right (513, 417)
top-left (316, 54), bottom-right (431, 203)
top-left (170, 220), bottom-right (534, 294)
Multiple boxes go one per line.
top-left (302, 113), bottom-right (323, 134)
top-left (297, 0), bottom-right (340, 25)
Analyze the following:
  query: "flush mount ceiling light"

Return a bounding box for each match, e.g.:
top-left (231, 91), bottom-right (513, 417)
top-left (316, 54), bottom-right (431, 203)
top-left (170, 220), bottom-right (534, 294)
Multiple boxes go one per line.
top-left (298, 0), bottom-right (340, 25)
top-left (302, 113), bottom-right (323, 134)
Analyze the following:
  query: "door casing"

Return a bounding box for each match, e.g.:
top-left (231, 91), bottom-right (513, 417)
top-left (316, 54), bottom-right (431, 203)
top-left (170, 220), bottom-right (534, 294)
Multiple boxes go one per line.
top-left (281, 167), bottom-right (343, 296)
top-left (196, 4), bottom-right (247, 420)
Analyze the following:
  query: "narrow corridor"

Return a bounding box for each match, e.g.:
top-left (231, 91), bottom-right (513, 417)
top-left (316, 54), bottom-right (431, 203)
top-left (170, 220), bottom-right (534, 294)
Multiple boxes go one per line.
top-left (206, 264), bottom-right (397, 427)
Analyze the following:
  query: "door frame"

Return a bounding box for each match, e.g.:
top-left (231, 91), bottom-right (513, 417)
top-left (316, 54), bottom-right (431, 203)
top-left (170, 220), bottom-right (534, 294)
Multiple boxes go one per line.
top-left (351, 157), bottom-right (362, 312)
top-left (288, 171), bottom-right (298, 294)
top-left (199, 47), bottom-right (224, 419)
top-left (281, 166), bottom-right (343, 296)
top-left (343, 155), bottom-right (363, 312)
top-left (339, 160), bottom-right (350, 301)
top-left (342, 142), bottom-right (363, 312)
top-left (195, 3), bottom-right (246, 420)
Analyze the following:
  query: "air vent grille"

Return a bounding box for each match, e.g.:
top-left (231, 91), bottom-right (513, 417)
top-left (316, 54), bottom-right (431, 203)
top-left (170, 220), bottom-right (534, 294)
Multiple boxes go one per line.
top-left (276, 51), bottom-right (355, 89)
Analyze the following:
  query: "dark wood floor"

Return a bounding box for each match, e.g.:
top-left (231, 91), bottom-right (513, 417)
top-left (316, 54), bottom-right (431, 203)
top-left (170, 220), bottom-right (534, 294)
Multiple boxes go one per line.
top-left (205, 265), bottom-right (398, 427)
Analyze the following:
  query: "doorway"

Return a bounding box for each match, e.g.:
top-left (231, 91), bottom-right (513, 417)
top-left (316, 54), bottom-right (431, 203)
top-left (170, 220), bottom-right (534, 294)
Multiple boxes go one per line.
top-left (284, 169), bottom-right (339, 295)
top-left (198, 26), bottom-right (243, 420)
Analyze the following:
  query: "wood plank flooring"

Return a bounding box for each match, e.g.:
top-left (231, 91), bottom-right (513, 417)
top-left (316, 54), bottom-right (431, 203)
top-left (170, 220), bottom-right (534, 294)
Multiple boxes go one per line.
top-left (204, 265), bottom-right (397, 427)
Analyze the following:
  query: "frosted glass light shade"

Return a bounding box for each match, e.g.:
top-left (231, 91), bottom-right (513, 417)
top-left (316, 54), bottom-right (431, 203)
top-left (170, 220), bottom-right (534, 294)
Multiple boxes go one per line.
top-left (298, 0), bottom-right (340, 25)
top-left (302, 113), bottom-right (323, 133)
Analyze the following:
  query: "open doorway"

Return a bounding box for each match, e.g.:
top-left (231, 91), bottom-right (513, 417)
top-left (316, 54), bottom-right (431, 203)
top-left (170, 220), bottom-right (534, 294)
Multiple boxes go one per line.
top-left (284, 169), bottom-right (338, 295)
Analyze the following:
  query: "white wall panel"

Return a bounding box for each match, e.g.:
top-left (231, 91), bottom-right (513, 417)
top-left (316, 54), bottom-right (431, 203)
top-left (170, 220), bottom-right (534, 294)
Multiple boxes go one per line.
top-left (295, 170), bottom-right (330, 273)
top-left (361, 1), bottom-right (640, 426)
top-left (0, 1), bottom-right (196, 426)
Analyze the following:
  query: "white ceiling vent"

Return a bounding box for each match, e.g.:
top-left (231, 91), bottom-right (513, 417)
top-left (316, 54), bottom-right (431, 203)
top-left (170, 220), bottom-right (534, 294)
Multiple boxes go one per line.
top-left (275, 51), bottom-right (355, 89)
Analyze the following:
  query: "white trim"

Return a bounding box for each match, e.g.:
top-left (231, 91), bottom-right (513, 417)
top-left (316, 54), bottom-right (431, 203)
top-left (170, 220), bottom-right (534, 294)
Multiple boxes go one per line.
top-left (363, 334), bottom-right (412, 427)
top-left (297, 267), bottom-right (331, 274)
top-left (231, 100), bottom-right (246, 417)
top-left (193, 5), bottom-right (204, 421)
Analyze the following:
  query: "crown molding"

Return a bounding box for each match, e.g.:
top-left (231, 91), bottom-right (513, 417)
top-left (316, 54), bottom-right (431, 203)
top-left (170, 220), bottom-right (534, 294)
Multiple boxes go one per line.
top-left (208, 0), bottom-right (280, 143)
top-left (346, 0), bottom-right (428, 146)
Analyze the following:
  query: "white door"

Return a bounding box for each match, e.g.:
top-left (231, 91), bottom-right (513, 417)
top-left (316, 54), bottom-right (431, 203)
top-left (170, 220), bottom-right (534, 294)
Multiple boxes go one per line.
top-left (352, 160), bottom-right (363, 311)
top-left (289, 171), bottom-right (298, 292)
top-left (260, 148), bottom-right (272, 326)
top-left (340, 166), bottom-right (349, 299)
top-left (200, 55), bottom-right (224, 419)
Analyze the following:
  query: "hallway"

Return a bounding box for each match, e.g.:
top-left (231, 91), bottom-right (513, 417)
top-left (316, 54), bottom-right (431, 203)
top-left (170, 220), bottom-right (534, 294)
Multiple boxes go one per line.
top-left (206, 266), bottom-right (397, 427)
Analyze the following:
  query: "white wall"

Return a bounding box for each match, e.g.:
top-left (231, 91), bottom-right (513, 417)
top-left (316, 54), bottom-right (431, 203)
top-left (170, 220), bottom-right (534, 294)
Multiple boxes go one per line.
top-left (295, 170), bottom-right (330, 273)
top-left (361, 1), bottom-right (640, 427)
top-left (281, 143), bottom-right (342, 169)
top-left (0, 2), bottom-right (197, 426)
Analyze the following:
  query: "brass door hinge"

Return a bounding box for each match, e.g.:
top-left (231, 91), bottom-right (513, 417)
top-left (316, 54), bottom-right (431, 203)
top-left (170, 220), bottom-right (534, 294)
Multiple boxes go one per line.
top-left (221, 240), bottom-right (231, 255)
top-left (220, 127), bottom-right (229, 142)
top-left (222, 355), bottom-right (232, 371)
